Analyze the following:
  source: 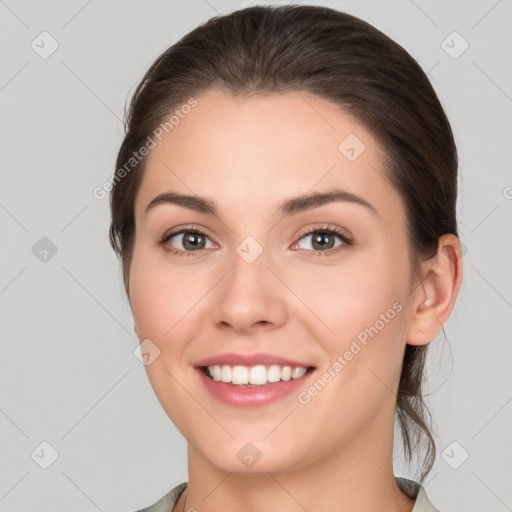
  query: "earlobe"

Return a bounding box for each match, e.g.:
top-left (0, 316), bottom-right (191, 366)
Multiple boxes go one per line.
top-left (406, 234), bottom-right (463, 346)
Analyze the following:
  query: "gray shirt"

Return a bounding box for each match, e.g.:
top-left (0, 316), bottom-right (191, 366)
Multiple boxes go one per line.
top-left (134, 476), bottom-right (440, 511)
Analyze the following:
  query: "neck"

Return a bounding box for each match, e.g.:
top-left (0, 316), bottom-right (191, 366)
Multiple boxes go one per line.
top-left (177, 417), bottom-right (415, 512)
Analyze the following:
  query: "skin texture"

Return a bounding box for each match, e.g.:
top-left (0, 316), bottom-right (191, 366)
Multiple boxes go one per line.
top-left (129, 89), bottom-right (462, 512)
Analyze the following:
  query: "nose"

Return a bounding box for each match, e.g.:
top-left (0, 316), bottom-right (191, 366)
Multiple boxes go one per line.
top-left (209, 242), bottom-right (288, 335)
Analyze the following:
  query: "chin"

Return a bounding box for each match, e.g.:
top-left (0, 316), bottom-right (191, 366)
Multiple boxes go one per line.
top-left (193, 436), bottom-right (305, 475)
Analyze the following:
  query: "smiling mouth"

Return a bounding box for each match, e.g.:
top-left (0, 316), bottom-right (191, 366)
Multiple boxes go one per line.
top-left (199, 364), bottom-right (316, 387)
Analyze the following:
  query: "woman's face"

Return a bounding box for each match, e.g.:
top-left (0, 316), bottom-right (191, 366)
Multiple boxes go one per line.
top-left (129, 89), bottom-right (422, 473)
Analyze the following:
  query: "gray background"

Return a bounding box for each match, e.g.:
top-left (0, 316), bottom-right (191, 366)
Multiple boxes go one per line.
top-left (1, 0), bottom-right (511, 510)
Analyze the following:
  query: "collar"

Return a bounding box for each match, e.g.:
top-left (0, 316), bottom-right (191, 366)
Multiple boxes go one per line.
top-left (136, 477), bottom-right (440, 511)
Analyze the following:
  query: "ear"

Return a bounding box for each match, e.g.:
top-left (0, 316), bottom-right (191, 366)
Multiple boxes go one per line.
top-left (406, 234), bottom-right (463, 346)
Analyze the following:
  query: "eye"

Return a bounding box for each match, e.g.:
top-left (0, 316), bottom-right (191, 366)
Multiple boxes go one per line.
top-left (160, 226), bottom-right (216, 256)
top-left (159, 223), bottom-right (352, 258)
top-left (293, 225), bottom-right (352, 256)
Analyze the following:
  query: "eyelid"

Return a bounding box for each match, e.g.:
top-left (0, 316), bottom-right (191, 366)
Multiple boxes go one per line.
top-left (294, 223), bottom-right (352, 243)
top-left (159, 224), bottom-right (217, 247)
top-left (159, 223), bottom-right (352, 256)
top-left (291, 224), bottom-right (353, 255)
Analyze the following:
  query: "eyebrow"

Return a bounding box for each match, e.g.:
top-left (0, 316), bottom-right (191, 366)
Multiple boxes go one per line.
top-left (144, 189), bottom-right (378, 218)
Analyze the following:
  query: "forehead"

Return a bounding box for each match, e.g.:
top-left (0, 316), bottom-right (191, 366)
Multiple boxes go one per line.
top-left (134, 89), bottom-right (404, 222)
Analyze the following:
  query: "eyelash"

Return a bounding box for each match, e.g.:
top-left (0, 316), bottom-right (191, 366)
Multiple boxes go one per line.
top-left (159, 223), bottom-right (353, 258)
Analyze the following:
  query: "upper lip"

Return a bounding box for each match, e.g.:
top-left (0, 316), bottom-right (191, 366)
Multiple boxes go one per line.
top-left (194, 352), bottom-right (315, 368)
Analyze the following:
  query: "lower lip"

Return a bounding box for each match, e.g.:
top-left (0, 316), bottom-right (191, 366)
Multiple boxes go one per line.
top-left (196, 368), bottom-right (315, 408)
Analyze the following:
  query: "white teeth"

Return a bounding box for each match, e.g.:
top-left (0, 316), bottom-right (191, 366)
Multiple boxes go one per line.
top-left (292, 367), bottom-right (307, 379)
top-left (220, 365), bottom-right (232, 383)
top-left (212, 365), bottom-right (222, 381)
top-left (267, 365), bottom-right (282, 383)
top-left (231, 365), bottom-right (249, 385)
top-left (207, 364), bottom-right (309, 385)
top-left (281, 366), bottom-right (292, 381)
top-left (249, 365), bottom-right (267, 385)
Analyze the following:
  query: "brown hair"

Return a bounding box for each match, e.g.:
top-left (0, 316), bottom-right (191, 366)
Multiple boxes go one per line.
top-left (109, 4), bottom-right (458, 481)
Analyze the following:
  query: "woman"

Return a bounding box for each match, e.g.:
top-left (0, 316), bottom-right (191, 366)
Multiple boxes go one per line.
top-left (110, 5), bottom-right (463, 511)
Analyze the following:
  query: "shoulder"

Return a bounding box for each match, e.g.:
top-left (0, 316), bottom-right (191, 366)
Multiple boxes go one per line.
top-left (133, 482), bottom-right (188, 512)
top-left (395, 476), bottom-right (442, 512)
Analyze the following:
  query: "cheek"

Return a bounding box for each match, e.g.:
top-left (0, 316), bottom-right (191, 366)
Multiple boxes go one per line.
top-left (128, 248), bottom-right (199, 428)
top-left (298, 270), bottom-right (408, 434)
top-left (301, 249), bottom-right (408, 333)
top-left (128, 245), bottom-right (217, 373)
top-left (129, 245), bottom-right (195, 338)
top-left (129, 256), bottom-right (165, 340)
top-left (300, 247), bottom-right (410, 385)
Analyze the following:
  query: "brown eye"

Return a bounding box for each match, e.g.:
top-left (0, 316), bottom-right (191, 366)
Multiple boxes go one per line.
top-left (161, 228), bottom-right (215, 255)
